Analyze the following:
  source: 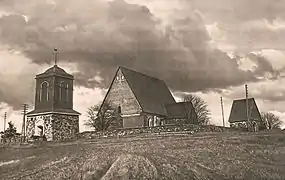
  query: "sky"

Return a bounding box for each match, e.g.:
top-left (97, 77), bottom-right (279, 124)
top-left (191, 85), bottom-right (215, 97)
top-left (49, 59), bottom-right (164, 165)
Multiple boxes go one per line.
top-left (0, 0), bottom-right (285, 132)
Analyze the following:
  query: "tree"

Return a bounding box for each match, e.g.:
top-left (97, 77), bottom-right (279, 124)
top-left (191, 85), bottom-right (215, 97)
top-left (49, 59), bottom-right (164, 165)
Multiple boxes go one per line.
top-left (1, 121), bottom-right (17, 144)
top-left (183, 94), bottom-right (211, 125)
top-left (261, 112), bottom-right (283, 130)
top-left (84, 101), bottom-right (122, 131)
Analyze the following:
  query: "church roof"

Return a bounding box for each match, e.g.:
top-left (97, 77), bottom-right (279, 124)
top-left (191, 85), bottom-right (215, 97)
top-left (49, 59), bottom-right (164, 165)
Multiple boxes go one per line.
top-left (27, 108), bottom-right (81, 116)
top-left (228, 98), bottom-right (262, 123)
top-left (36, 65), bottom-right (73, 79)
top-left (119, 66), bottom-right (176, 115)
top-left (165, 102), bottom-right (197, 121)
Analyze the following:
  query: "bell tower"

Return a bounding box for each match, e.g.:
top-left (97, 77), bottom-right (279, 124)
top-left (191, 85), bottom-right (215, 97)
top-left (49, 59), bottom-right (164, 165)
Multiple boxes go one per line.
top-left (34, 49), bottom-right (75, 112)
top-left (26, 49), bottom-right (80, 141)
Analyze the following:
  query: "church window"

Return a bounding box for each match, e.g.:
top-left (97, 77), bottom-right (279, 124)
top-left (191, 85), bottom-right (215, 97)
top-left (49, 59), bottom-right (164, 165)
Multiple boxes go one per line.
top-left (116, 74), bottom-right (125, 82)
top-left (148, 116), bottom-right (153, 127)
top-left (118, 106), bottom-right (121, 114)
top-left (40, 81), bottom-right (49, 102)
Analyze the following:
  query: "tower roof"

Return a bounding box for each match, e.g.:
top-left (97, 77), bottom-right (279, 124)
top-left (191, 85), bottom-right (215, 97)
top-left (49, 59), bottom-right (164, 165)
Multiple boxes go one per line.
top-left (36, 65), bottom-right (73, 79)
top-left (44, 65), bottom-right (68, 74)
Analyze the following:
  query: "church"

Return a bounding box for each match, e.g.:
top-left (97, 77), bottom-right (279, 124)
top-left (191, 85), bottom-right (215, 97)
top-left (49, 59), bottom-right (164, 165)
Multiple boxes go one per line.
top-left (100, 66), bottom-right (198, 129)
top-left (26, 49), bottom-right (80, 141)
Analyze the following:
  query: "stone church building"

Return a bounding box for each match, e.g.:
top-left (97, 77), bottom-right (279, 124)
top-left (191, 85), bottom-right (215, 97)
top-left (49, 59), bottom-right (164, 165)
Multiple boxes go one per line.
top-left (26, 63), bottom-right (80, 141)
top-left (100, 66), bottom-right (197, 128)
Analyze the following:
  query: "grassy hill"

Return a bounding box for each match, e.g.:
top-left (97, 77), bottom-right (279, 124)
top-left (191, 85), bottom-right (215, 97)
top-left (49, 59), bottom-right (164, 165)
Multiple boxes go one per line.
top-left (0, 131), bottom-right (285, 180)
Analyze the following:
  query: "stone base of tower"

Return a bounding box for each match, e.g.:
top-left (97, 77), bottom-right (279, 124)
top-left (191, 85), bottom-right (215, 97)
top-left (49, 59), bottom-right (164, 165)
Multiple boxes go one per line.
top-left (26, 113), bottom-right (79, 142)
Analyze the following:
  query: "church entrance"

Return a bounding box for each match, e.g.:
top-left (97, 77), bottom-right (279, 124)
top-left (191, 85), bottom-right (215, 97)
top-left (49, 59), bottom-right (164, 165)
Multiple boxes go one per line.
top-left (37, 125), bottom-right (44, 136)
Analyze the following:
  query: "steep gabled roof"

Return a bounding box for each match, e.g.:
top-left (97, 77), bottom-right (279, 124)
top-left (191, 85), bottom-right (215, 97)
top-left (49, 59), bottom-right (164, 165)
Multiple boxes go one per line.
top-left (228, 98), bottom-right (262, 123)
top-left (119, 66), bottom-right (176, 115)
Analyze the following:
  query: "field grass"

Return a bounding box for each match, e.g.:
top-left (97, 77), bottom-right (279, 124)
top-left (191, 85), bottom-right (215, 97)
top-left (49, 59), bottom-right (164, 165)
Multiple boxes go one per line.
top-left (0, 131), bottom-right (285, 180)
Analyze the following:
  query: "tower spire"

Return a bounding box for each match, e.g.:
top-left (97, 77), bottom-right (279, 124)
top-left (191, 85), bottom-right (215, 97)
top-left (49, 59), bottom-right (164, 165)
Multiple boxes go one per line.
top-left (53, 48), bottom-right (59, 66)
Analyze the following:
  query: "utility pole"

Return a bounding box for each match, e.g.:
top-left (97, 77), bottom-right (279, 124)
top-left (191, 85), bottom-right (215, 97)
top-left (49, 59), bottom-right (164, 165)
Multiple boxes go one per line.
top-left (3, 112), bottom-right (7, 132)
top-left (21, 104), bottom-right (29, 143)
top-left (245, 84), bottom-right (250, 131)
top-left (220, 97), bottom-right (225, 127)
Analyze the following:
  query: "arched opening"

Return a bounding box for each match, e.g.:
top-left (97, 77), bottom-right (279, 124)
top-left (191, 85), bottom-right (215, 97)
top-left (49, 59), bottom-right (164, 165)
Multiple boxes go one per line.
top-left (66, 84), bottom-right (69, 102)
top-left (148, 116), bottom-right (153, 127)
top-left (37, 125), bottom-right (44, 136)
top-left (118, 106), bottom-right (121, 114)
top-left (59, 81), bottom-right (64, 101)
top-left (40, 81), bottom-right (49, 102)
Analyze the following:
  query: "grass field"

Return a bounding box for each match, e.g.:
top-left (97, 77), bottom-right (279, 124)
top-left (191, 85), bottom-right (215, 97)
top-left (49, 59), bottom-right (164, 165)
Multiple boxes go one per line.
top-left (0, 131), bottom-right (285, 180)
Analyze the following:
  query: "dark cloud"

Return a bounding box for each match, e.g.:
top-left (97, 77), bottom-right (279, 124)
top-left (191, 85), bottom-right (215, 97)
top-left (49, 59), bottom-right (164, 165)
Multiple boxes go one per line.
top-left (0, 0), bottom-right (280, 109)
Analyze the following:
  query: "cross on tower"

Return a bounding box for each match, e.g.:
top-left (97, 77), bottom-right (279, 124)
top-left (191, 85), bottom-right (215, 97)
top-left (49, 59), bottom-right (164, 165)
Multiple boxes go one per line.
top-left (53, 48), bottom-right (59, 66)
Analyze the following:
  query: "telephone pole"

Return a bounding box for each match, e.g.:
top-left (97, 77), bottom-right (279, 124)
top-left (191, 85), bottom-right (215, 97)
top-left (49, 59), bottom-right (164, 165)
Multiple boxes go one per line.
top-left (21, 104), bottom-right (29, 142)
top-left (220, 97), bottom-right (225, 127)
top-left (3, 112), bottom-right (7, 132)
top-left (245, 84), bottom-right (250, 131)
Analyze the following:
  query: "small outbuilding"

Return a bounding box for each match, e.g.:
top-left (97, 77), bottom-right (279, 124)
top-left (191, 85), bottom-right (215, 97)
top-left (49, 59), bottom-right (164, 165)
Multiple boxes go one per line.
top-left (228, 98), bottom-right (264, 131)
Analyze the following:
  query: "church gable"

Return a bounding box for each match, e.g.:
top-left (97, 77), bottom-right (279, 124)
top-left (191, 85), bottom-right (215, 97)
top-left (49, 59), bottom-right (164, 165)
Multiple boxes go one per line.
top-left (104, 68), bottom-right (142, 116)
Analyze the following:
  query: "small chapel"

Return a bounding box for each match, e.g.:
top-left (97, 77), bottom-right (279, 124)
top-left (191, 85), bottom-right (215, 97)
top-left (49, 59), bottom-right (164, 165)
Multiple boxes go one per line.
top-left (26, 49), bottom-right (80, 141)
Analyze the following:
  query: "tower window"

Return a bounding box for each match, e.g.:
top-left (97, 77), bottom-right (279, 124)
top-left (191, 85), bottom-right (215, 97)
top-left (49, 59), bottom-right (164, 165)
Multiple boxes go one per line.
top-left (66, 84), bottom-right (69, 102)
top-left (59, 81), bottom-right (64, 101)
top-left (40, 81), bottom-right (49, 102)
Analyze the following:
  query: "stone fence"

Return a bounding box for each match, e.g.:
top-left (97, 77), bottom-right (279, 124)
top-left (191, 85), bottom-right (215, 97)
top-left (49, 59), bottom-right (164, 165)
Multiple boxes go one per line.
top-left (78, 124), bottom-right (237, 140)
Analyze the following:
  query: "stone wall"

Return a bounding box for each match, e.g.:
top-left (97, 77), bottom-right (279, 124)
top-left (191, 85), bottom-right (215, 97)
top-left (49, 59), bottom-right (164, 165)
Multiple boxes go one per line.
top-left (105, 69), bottom-right (142, 116)
top-left (78, 124), bottom-right (236, 139)
top-left (123, 115), bottom-right (145, 128)
top-left (27, 113), bottom-right (79, 141)
top-left (52, 114), bottom-right (79, 141)
top-left (26, 117), bottom-right (35, 141)
top-left (26, 114), bottom-right (53, 141)
top-left (230, 121), bottom-right (262, 132)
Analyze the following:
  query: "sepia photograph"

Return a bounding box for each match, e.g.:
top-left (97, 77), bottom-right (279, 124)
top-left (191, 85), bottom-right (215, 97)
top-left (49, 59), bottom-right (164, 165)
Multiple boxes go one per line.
top-left (0, 0), bottom-right (285, 179)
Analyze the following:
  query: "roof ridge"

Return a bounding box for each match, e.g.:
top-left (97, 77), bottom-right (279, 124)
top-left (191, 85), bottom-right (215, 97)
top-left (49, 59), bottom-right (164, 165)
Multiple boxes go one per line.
top-left (233, 97), bottom-right (255, 101)
top-left (119, 66), bottom-right (164, 82)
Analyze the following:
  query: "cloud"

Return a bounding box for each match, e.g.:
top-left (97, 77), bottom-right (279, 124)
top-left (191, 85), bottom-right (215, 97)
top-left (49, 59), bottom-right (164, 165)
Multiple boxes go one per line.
top-left (0, 49), bottom-right (42, 110)
top-left (0, 0), bottom-right (277, 98)
top-left (179, 0), bottom-right (285, 53)
top-left (73, 86), bottom-right (106, 131)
